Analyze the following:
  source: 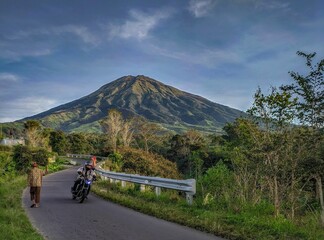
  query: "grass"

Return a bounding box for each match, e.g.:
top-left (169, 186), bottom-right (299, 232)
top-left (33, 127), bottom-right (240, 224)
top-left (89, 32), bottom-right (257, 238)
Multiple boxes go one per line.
top-left (0, 175), bottom-right (43, 240)
top-left (92, 180), bottom-right (324, 240)
top-left (0, 156), bottom-right (71, 240)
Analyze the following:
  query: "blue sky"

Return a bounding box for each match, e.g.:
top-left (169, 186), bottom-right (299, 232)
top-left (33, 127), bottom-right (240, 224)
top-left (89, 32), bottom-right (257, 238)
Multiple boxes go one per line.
top-left (0, 0), bottom-right (323, 123)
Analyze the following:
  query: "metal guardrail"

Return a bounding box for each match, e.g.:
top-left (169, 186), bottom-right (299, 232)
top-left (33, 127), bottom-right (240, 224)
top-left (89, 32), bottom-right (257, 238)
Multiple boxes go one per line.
top-left (66, 154), bottom-right (196, 205)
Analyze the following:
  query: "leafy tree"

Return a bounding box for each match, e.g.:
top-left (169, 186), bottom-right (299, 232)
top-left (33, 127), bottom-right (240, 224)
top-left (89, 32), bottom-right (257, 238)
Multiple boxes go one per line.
top-left (67, 133), bottom-right (91, 154)
top-left (119, 147), bottom-right (180, 179)
top-left (13, 145), bottom-right (33, 173)
top-left (167, 130), bottom-right (207, 176)
top-left (24, 120), bottom-right (42, 147)
top-left (13, 145), bottom-right (50, 173)
top-left (281, 51), bottom-right (324, 128)
top-left (281, 51), bottom-right (324, 225)
top-left (49, 130), bottom-right (70, 155)
top-left (134, 119), bottom-right (165, 153)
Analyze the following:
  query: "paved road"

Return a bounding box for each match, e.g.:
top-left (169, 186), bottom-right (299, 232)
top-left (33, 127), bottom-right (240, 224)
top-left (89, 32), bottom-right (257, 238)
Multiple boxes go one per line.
top-left (22, 166), bottom-right (223, 240)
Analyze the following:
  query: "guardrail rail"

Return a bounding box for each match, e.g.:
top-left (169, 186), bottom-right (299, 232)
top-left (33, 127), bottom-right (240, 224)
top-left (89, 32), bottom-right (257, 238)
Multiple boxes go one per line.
top-left (66, 154), bottom-right (196, 204)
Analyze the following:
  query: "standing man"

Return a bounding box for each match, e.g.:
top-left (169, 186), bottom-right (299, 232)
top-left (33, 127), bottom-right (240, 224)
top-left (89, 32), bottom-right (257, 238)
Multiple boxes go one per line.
top-left (28, 162), bottom-right (47, 208)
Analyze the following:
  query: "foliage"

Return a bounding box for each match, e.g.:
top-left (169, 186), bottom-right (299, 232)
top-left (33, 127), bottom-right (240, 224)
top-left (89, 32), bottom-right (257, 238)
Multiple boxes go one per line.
top-left (0, 145), bottom-right (12, 152)
top-left (0, 152), bottom-right (14, 176)
top-left (198, 161), bottom-right (234, 207)
top-left (49, 130), bottom-right (70, 155)
top-left (108, 152), bottom-right (123, 171)
top-left (0, 175), bottom-right (43, 240)
top-left (118, 147), bottom-right (180, 179)
top-left (12, 145), bottom-right (50, 173)
top-left (281, 51), bottom-right (324, 128)
top-left (92, 180), bottom-right (324, 240)
top-left (66, 133), bottom-right (92, 154)
top-left (24, 120), bottom-right (42, 148)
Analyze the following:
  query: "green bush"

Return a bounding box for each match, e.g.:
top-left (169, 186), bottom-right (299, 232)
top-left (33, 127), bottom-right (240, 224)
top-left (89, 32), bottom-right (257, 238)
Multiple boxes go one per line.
top-left (0, 145), bottom-right (12, 152)
top-left (13, 145), bottom-right (51, 173)
top-left (0, 152), bottom-right (14, 176)
top-left (119, 147), bottom-right (180, 179)
top-left (198, 161), bottom-right (235, 208)
top-left (13, 145), bottom-right (33, 173)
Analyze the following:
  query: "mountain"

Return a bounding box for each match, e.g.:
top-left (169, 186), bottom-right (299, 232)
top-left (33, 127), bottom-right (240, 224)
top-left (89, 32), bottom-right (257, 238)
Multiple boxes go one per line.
top-left (22, 75), bottom-right (246, 133)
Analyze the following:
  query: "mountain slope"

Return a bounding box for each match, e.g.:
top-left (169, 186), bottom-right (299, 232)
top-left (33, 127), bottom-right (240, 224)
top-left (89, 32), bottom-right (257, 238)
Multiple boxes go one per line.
top-left (22, 75), bottom-right (245, 133)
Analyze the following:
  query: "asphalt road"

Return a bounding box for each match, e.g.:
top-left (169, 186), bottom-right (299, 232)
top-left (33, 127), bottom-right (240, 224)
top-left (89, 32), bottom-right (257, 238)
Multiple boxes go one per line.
top-left (22, 166), bottom-right (223, 240)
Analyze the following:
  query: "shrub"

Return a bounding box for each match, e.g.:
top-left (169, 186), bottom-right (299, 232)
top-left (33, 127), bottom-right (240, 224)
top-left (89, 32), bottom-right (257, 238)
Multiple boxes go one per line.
top-left (119, 147), bottom-right (180, 179)
top-left (13, 145), bottom-right (33, 173)
top-left (0, 145), bottom-right (12, 152)
top-left (198, 161), bottom-right (235, 207)
top-left (13, 146), bottom-right (51, 173)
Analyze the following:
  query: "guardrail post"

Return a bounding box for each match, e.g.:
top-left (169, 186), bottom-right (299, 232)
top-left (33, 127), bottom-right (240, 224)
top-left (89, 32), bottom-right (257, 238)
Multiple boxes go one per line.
top-left (140, 184), bottom-right (145, 192)
top-left (186, 193), bottom-right (194, 205)
top-left (121, 181), bottom-right (126, 188)
top-left (155, 187), bottom-right (161, 196)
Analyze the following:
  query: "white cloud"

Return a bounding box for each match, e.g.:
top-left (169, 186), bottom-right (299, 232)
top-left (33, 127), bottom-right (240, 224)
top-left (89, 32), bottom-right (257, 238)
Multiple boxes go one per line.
top-left (1, 24), bottom-right (99, 61)
top-left (254, 0), bottom-right (290, 10)
top-left (188, 0), bottom-right (217, 18)
top-left (52, 25), bottom-right (100, 46)
top-left (5, 24), bottom-right (100, 46)
top-left (0, 97), bottom-right (57, 122)
top-left (2, 48), bottom-right (53, 61)
top-left (0, 73), bottom-right (20, 83)
top-left (108, 9), bottom-right (172, 40)
top-left (149, 44), bottom-right (241, 68)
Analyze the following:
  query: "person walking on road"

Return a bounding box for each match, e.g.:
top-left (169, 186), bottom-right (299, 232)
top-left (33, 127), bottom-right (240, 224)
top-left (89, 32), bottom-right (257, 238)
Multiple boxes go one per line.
top-left (28, 162), bottom-right (47, 208)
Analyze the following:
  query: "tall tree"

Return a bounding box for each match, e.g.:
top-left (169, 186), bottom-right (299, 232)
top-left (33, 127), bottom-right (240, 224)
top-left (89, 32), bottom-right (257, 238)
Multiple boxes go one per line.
top-left (49, 130), bottom-right (70, 155)
top-left (281, 51), bottom-right (324, 129)
top-left (248, 87), bottom-right (298, 217)
top-left (281, 51), bottom-right (324, 225)
top-left (120, 118), bottom-right (135, 148)
top-left (100, 109), bottom-right (123, 153)
top-left (24, 120), bottom-right (42, 148)
top-left (135, 120), bottom-right (164, 153)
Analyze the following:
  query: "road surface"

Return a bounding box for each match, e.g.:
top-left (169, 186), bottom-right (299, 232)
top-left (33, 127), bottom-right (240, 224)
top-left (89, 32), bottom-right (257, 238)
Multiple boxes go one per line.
top-left (23, 166), bottom-right (223, 240)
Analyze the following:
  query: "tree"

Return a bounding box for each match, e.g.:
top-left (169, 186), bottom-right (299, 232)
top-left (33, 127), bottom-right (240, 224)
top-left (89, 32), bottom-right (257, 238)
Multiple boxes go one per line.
top-left (67, 133), bottom-right (91, 154)
top-left (100, 109), bottom-right (123, 153)
top-left (49, 130), bottom-right (70, 155)
top-left (248, 87), bottom-right (299, 217)
top-left (135, 119), bottom-right (165, 153)
top-left (281, 51), bottom-right (324, 225)
top-left (281, 51), bottom-right (324, 129)
top-left (24, 120), bottom-right (42, 148)
top-left (120, 118), bottom-right (135, 148)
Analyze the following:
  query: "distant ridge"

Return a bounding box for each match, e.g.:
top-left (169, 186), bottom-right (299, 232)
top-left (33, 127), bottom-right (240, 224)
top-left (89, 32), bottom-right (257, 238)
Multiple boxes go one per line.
top-left (22, 75), bottom-right (245, 133)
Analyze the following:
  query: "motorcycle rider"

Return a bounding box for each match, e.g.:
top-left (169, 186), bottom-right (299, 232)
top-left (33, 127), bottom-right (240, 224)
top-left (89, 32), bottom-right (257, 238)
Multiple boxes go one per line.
top-left (71, 161), bottom-right (96, 194)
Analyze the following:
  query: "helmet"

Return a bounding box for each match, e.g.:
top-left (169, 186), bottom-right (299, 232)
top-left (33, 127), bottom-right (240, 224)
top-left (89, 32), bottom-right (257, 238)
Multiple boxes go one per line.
top-left (85, 161), bottom-right (92, 169)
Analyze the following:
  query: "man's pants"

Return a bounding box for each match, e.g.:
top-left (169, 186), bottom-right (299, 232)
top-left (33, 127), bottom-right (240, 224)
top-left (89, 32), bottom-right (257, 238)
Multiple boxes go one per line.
top-left (30, 186), bottom-right (41, 204)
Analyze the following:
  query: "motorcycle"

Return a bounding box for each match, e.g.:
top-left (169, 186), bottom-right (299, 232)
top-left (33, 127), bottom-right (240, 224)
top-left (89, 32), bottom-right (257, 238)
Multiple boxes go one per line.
top-left (71, 176), bottom-right (93, 203)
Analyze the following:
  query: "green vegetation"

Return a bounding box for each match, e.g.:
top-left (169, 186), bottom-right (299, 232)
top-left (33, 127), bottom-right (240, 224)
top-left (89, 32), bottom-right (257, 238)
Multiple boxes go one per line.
top-left (91, 51), bottom-right (324, 239)
top-left (92, 180), bottom-right (323, 240)
top-left (0, 50), bottom-right (322, 239)
top-left (0, 174), bottom-right (43, 240)
top-left (0, 147), bottom-right (69, 240)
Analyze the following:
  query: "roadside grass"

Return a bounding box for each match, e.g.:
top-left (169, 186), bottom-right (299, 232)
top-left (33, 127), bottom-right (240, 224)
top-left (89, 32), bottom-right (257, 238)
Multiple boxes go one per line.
top-left (0, 175), bottom-right (43, 240)
top-left (0, 155), bottom-right (71, 240)
top-left (92, 180), bottom-right (324, 240)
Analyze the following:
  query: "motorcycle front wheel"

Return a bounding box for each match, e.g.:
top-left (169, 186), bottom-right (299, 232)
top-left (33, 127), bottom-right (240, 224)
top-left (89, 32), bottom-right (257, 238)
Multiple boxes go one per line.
top-left (79, 189), bottom-right (87, 203)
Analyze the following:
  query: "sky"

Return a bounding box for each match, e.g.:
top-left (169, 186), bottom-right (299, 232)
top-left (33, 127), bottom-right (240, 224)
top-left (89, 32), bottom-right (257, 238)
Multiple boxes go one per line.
top-left (0, 0), bottom-right (323, 123)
